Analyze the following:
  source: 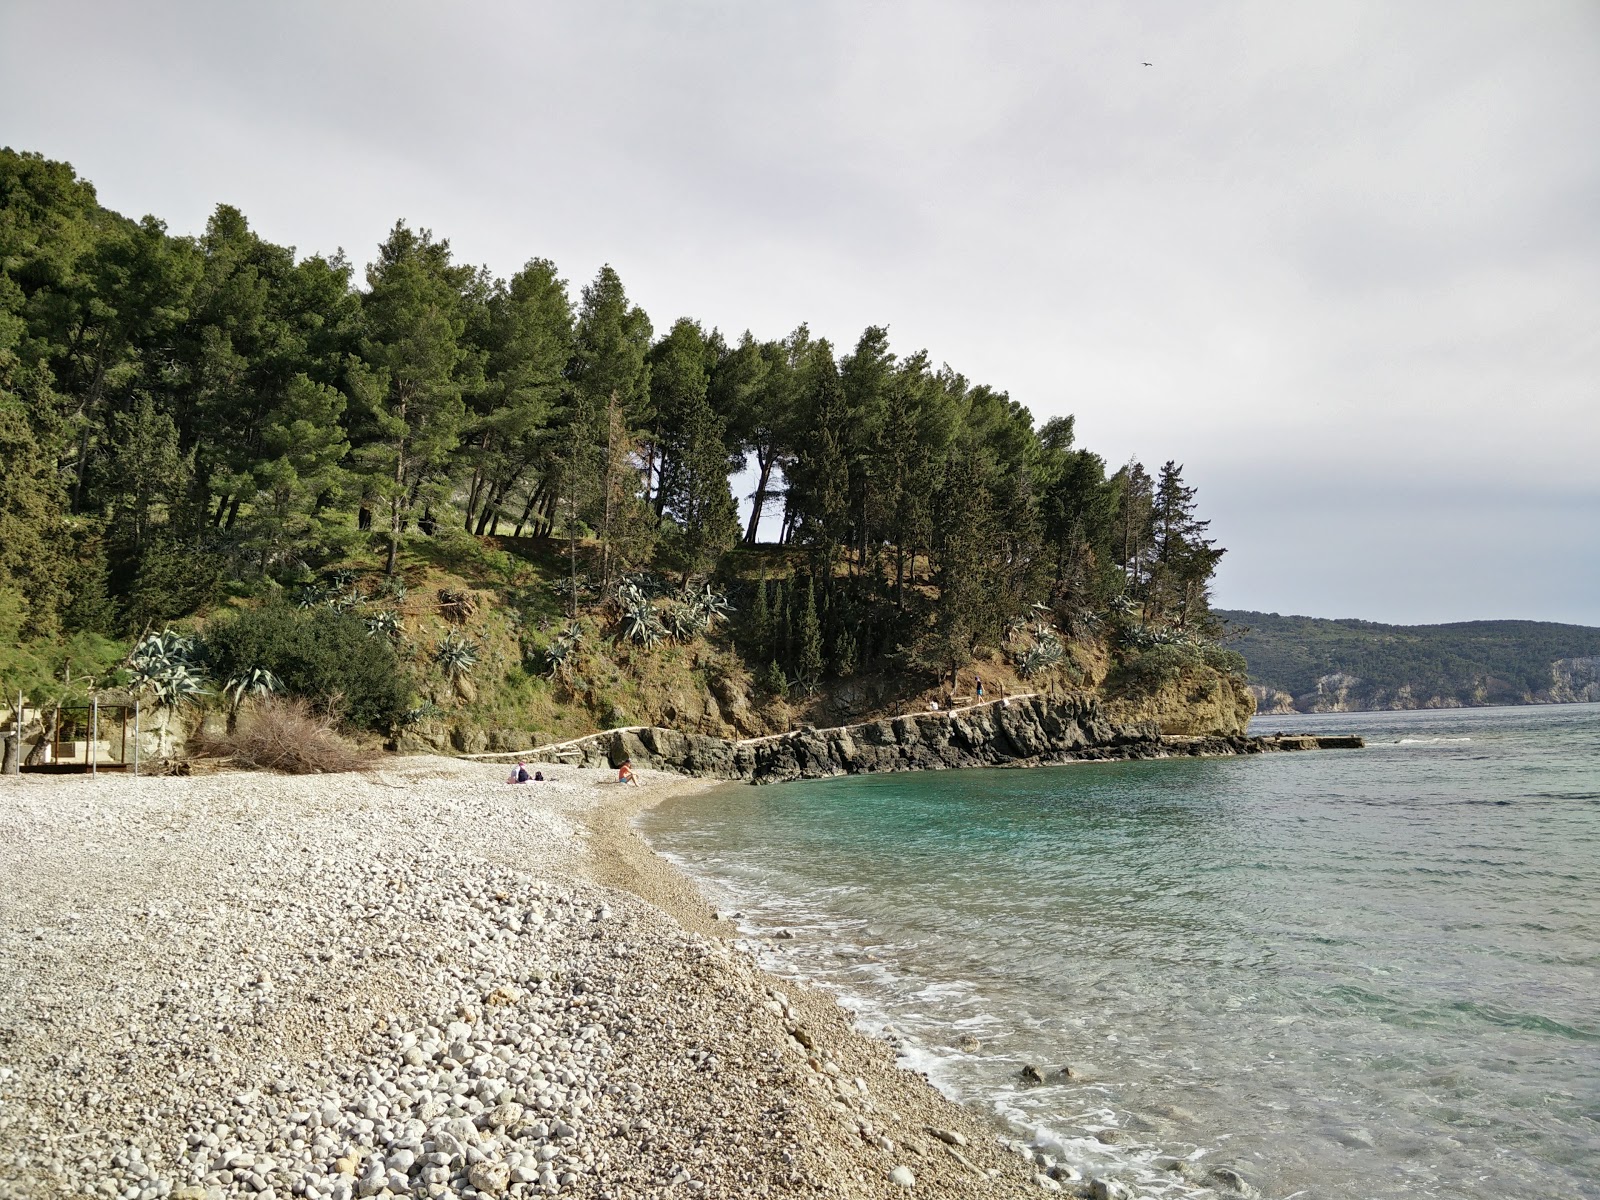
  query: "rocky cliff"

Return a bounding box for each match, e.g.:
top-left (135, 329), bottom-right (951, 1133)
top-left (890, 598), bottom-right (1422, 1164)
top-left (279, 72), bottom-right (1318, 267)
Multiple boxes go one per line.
top-left (1549, 657), bottom-right (1600, 704)
top-left (1273, 662), bottom-right (1600, 713)
top-left (1103, 666), bottom-right (1257, 736)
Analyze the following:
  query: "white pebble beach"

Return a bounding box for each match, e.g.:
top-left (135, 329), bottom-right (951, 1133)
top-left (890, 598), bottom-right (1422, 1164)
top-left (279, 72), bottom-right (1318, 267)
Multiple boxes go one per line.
top-left (0, 759), bottom-right (1059, 1200)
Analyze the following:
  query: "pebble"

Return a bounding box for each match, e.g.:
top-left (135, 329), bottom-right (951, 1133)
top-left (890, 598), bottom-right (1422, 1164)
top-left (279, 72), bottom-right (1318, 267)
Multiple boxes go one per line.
top-left (0, 759), bottom-right (1055, 1200)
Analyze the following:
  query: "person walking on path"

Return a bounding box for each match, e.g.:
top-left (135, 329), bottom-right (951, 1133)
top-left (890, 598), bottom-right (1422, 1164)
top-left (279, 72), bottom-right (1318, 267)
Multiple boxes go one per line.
top-left (974, 675), bottom-right (985, 704)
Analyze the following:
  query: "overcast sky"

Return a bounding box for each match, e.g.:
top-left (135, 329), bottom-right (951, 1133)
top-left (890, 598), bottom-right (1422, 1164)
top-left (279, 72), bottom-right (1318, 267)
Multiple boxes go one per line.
top-left (4, 0), bottom-right (1597, 625)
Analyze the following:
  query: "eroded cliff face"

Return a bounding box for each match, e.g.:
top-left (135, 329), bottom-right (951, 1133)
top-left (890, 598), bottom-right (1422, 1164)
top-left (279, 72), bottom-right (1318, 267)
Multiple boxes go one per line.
top-left (1102, 665), bottom-right (1257, 736)
top-left (1249, 685), bottom-right (1296, 715)
top-left (1549, 657), bottom-right (1600, 703)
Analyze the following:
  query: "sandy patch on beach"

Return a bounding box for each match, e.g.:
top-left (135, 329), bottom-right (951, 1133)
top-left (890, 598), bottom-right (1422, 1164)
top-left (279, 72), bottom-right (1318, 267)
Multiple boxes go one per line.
top-left (0, 759), bottom-right (1053, 1200)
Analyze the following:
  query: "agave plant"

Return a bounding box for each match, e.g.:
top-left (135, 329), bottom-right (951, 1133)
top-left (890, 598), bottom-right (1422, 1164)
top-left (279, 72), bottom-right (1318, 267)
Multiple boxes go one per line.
top-left (376, 575), bottom-right (408, 603)
top-left (659, 602), bottom-right (704, 643)
top-left (614, 579), bottom-right (648, 610)
top-left (294, 583), bottom-right (326, 610)
top-left (619, 573), bottom-right (670, 600)
top-left (127, 630), bottom-right (208, 705)
top-left (612, 580), bottom-right (665, 647)
top-left (222, 667), bottom-right (282, 708)
top-left (365, 610), bottom-right (402, 640)
top-left (221, 667), bottom-right (282, 731)
top-left (1016, 631), bottom-right (1066, 680)
top-left (434, 631), bottom-right (479, 680)
top-left (401, 699), bottom-right (444, 726)
top-left (683, 582), bottom-right (733, 628)
top-left (618, 603), bottom-right (665, 648)
top-left (542, 623), bottom-right (583, 678)
top-left (128, 630), bottom-right (209, 757)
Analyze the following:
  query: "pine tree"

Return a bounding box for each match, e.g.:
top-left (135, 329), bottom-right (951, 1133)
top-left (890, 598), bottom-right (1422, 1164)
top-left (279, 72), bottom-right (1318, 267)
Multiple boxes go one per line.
top-left (652, 319), bottom-right (738, 577)
top-left (914, 456), bottom-right (1003, 677)
top-left (773, 579), bottom-right (790, 670)
top-left (352, 222), bottom-right (474, 574)
top-left (796, 576), bottom-right (824, 691)
top-left (464, 257), bottom-right (572, 535)
top-left (241, 375), bottom-right (352, 572)
top-left (597, 392), bottom-right (656, 586)
top-left (101, 397), bottom-right (188, 557)
top-left (1111, 460), bottom-right (1155, 597)
top-left (569, 266), bottom-right (652, 425)
top-left (832, 628), bottom-right (858, 678)
top-left (1148, 460), bottom-right (1223, 627)
top-left (0, 395), bottom-right (71, 636)
top-left (746, 572), bottom-right (772, 664)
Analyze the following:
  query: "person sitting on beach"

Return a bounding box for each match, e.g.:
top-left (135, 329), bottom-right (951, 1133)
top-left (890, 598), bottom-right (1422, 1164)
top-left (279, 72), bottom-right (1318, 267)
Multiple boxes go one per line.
top-left (507, 761), bottom-right (532, 784)
top-left (617, 760), bottom-right (639, 787)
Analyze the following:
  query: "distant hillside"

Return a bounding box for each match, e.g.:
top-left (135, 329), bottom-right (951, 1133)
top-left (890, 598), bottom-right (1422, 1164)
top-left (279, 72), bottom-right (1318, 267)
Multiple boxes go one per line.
top-left (1214, 611), bottom-right (1600, 713)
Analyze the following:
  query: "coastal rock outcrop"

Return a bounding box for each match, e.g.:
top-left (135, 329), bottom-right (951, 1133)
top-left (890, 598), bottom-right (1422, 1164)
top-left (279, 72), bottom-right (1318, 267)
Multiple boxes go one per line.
top-left (1103, 666), bottom-right (1257, 736)
top-left (525, 695), bottom-right (1289, 784)
top-left (1247, 685), bottom-right (1296, 715)
top-left (1549, 656), bottom-right (1600, 703)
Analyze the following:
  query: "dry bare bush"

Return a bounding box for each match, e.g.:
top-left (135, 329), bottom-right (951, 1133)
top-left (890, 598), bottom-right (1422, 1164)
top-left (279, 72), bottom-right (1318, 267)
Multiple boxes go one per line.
top-left (192, 697), bottom-right (375, 775)
top-left (437, 587), bottom-right (478, 623)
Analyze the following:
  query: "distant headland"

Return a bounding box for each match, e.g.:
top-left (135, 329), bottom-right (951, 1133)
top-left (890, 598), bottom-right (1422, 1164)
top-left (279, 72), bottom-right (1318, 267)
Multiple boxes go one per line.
top-left (1216, 610), bottom-right (1600, 713)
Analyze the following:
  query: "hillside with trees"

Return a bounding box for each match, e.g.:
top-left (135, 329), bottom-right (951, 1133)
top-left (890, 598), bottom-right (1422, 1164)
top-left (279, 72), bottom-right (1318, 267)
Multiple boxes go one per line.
top-left (1217, 610), bottom-right (1600, 712)
top-left (0, 148), bottom-right (1251, 763)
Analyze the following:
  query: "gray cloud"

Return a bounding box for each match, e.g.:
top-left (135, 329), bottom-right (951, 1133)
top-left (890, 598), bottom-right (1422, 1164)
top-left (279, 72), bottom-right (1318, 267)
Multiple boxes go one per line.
top-left (4, 0), bottom-right (1596, 623)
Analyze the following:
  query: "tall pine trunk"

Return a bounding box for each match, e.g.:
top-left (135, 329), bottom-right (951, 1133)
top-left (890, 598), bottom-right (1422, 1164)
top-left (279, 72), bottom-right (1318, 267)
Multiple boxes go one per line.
top-left (744, 449), bottom-right (775, 545)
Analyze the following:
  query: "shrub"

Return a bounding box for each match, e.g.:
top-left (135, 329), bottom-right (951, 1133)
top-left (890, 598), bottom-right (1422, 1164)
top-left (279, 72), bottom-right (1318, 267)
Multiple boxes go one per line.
top-left (1201, 645), bottom-right (1248, 676)
top-left (1106, 642), bottom-right (1201, 697)
top-left (758, 660), bottom-right (789, 698)
top-left (202, 602), bottom-right (408, 731)
top-left (193, 696), bottom-right (373, 774)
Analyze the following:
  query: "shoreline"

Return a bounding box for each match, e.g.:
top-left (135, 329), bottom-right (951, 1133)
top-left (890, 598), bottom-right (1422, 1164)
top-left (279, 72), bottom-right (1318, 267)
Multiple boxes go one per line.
top-left (577, 778), bottom-right (1079, 1192)
top-left (477, 694), bottom-right (1362, 787)
top-left (0, 759), bottom-right (1056, 1199)
top-left (614, 778), bottom-right (1222, 1200)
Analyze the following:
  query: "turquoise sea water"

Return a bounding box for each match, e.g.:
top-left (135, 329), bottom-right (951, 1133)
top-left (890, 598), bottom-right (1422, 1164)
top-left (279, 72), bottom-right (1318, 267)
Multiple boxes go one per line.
top-left (639, 704), bottom-right (1600, 1199)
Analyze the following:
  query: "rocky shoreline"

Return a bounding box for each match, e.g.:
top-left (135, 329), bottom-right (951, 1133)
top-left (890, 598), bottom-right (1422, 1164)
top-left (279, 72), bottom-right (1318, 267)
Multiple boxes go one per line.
top-left (509, 695), bottom-right (1362, 783)
top-left (0, 760), bottom-right (1072, 1200)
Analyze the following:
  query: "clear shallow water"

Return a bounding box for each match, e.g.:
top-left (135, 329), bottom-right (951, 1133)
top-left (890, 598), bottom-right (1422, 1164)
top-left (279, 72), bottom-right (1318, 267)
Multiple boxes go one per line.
top-left (639, 704), bottom-right (1600, 1199)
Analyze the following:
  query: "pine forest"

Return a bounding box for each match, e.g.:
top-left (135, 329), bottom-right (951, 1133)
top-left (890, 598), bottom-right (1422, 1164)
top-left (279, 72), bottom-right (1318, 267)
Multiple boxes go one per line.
top-left (0, 149), bottom-right (1248, 755)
